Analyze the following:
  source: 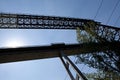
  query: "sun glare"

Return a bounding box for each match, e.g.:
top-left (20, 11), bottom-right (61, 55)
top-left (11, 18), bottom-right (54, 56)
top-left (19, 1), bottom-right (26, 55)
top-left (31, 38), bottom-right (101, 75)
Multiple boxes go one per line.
top-left (5, 39), bottom-right (24, 48)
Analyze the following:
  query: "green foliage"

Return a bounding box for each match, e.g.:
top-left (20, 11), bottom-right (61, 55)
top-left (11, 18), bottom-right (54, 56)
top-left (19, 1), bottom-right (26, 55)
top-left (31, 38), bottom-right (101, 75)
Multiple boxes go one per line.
top-left (85, 70), bottom-right (120, 80)
top-left (76, 21), bottom-right (120, 74)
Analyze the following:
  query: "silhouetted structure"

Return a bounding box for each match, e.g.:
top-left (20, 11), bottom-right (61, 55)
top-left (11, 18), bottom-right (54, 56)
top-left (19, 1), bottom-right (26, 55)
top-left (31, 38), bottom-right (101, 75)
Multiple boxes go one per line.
top-left (0, 13), bottom-right (120, 80)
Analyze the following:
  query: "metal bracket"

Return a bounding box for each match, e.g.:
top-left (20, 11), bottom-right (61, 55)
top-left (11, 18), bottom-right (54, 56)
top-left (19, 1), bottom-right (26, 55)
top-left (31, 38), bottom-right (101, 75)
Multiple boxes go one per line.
top-left (60, 51), bottom-right (88, 80)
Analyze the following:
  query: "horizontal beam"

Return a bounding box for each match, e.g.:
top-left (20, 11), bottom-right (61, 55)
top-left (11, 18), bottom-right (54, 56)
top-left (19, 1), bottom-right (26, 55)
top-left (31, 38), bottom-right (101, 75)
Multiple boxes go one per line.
top-left (0, 13), bottom-right (91, 29)
top-left (0, 42), bottom-right (119, 64)
top-left (0, 13), bottom-right (120, 41)
top-left (0, 13), bottom-right (120, 30)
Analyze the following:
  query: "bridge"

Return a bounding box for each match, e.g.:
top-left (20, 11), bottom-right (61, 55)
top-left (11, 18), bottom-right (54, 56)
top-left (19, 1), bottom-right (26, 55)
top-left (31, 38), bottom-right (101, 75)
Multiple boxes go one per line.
top-left (0, 13), bottom-right (120, 80)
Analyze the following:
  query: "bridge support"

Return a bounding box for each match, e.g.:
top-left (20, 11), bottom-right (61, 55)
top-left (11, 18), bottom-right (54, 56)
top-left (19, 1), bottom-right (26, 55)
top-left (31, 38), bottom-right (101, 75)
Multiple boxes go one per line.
top-left (60, 51), bottom-right (88, 80)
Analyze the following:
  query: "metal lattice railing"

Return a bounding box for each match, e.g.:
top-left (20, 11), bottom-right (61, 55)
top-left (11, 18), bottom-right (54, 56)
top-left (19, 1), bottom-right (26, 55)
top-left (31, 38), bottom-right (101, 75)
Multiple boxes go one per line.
top-left (76, 21), bottom-right (120, 42)
top-left (0, 13), bottom-right (91, 29)
top-left (0, 13), bottom-right (120, 42)
top-left (0, 13), bottom-right (120, 80)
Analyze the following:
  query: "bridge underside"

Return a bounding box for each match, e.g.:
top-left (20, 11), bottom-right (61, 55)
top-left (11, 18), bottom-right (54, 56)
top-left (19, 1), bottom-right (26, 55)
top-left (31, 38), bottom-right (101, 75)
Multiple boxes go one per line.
top-left (0, 13), bottom-right (120, 42)
top-left (0, 13), bottom-right (119, 30)
top-left (0, 13), bottom-right (120, 80)
top-left (0, 42), bottom-right (119, 64)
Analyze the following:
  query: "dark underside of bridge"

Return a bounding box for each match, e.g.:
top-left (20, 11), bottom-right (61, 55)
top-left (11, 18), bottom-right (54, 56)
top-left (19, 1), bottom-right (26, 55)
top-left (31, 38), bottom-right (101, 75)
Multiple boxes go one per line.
top-left (0, 13), bottom-right (120, 63)
top-left (0, 41), bottom-right (119, 63)
top-left (0, 13), bottom-right (120, 80)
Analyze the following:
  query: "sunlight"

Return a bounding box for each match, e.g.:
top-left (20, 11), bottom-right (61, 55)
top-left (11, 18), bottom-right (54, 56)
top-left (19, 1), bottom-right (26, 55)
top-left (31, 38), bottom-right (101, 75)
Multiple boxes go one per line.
top-left (5, 39), bottom-right (24, 48)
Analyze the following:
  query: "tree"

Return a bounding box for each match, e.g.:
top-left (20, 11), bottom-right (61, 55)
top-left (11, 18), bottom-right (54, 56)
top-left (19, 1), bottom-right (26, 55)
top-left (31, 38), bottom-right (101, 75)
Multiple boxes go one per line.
top-left (85, 70), bottom-right (120, 80)
top-left (76, 21), bottom-right (120, 74)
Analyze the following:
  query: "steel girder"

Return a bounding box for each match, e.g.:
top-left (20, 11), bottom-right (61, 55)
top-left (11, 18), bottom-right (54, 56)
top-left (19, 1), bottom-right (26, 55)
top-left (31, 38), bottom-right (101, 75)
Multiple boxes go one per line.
top-left (0, 42), bottom-right (119, 63)
top-left (0, 13), bottom-right (120, 42)
top-left (0, 13), bottom-right (92, 29)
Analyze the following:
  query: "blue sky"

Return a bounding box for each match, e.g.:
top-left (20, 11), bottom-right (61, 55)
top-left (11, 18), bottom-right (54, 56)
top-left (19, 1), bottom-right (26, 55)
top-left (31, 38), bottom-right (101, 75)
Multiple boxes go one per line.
top-left (0, 0), bottom-right (120, 80)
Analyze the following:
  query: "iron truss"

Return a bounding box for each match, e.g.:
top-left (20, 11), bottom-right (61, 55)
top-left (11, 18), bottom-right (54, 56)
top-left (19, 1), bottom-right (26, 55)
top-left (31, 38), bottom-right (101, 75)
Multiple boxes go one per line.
top-left (0, 13), bottom-right (120, 41)
top-left (0, 13), bottom-right (120, 80)
top-left (0, 13), bottom-right (92, 29)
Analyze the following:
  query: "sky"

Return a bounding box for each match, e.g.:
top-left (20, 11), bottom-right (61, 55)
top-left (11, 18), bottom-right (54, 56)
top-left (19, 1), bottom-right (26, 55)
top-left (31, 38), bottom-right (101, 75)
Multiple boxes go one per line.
top-left (0, 0), bottom-right (120, 80)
